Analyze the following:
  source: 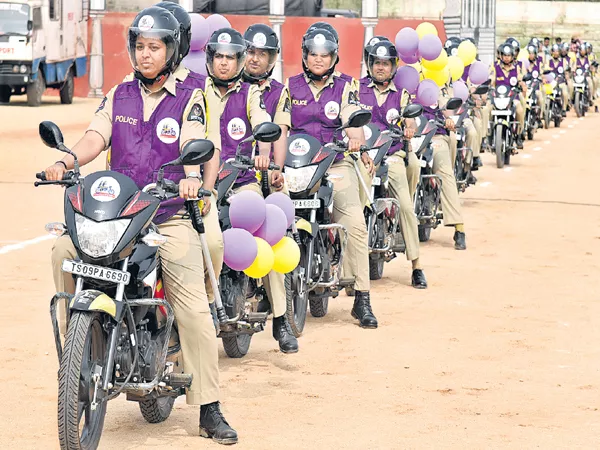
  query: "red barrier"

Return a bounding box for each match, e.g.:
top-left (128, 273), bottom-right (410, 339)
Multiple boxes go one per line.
top-left (74, 14), bottom-right (446, 98)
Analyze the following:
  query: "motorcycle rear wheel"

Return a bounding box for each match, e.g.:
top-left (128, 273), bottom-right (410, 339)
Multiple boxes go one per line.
top-left (58, 312), bottom-right (108, 450)
top-left (285, 247), bottom-right (308, 337)
top-left (575, 92), bottom-right (582, 118)
top-left (495, 124), bottom-right (505, 169)
top-left (139, 397), bottom-right (175, 424)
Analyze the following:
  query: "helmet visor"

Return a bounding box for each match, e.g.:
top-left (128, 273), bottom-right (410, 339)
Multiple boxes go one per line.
top-left (206, 42), bottom-right (247, 81)
top-left (127, 28), bottom-right (178, 77)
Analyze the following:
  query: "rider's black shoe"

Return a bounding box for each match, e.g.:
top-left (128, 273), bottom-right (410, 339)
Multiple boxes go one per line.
top-left (200, 402), bottom-right (238, 445)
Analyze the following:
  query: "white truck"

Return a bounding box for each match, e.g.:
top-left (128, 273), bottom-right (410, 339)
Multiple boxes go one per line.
top-left (0, 0), bottom-right (88, 106)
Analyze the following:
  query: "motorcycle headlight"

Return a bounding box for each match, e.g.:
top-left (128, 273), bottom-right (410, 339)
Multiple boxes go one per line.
top-left (284, 165), bottom-right (318, 193)
top-left (494, 97), bottom-right (511, 110)
top-left (575, 75), bottom-right (585, 84)
top-left (497, 85), bottom-right (508, 95)
top-left (576, 68), bottom-right (583, 76)
top-left (75, 213), bottom-right (131, 258)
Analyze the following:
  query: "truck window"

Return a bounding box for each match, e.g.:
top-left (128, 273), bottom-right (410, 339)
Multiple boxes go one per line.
top-left (32, 7), bottom-right (42, 29)
top-left (49, 0), bottom-right (60, 21)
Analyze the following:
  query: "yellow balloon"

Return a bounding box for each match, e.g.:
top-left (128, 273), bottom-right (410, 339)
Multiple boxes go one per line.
top-left (272, 236), bottom-right (301, 274)
top-left (243, 237), bottom-right (274, 279)
top-left (457, 41), bottom-right (477, 66)
top-left (448, 55), bottom-right (465, 81)
top-left (416, 22), bottom-right (438, 39)
top-left (421, 50), bottom-right (448, 71)
top-left (423, 66), bottom-right (450, 87)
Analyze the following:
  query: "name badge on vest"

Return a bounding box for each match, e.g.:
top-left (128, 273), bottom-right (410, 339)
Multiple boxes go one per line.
top-left (386, 108), bottom-right (399, 124)
top-left (325, 101), bottom-right (340, 120)
top-left (227, 118), bottom-right (247, 140)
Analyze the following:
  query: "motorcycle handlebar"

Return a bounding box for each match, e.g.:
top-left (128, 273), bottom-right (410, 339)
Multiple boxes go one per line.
top-left (34, 171), bottom-right (76, 187)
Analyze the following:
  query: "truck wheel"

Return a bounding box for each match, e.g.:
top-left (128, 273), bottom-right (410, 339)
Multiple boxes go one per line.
top-left (27, 71), bottom-right (45, 107)
top-left (60, 69), bottom-right (74, 104)
top-left (0, 86), bottom-right (10, 103)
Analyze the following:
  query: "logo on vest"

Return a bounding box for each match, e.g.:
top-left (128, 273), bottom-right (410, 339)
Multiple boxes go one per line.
top-left (558, 66), bottom-right (564, 73)
top-left (227, 118), bottom-right (247, 140)
top-left (156, 117), bottom-right (180, 144)
top-left (324, 101), bottom-right (340, 120)
top-left (386, 108), bottom-right (399, 124)
top-left (90, 177), bottom-right (121, 202)
top-left (292, 99), bottom-right (307, 106)
top-left (289, 138), bottom-right (310, 156)
top-left (115, 115), bottom-right (138, 126)
top-left (138, 15), bottom-right (154, 32)
top-left (510, 76), bottom-right (517, 86)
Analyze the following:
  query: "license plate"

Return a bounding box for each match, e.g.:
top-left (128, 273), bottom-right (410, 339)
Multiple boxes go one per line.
top-left (492, 110), bottom-right (510, 116)
top-left (62, 259), bottom-right (131, 284)
top-left (372, 176), bottom-right (381, 186)
top-left (419, 159), bottom-right (427, 168)
top-left (292, 199), bottom-right (320, 209)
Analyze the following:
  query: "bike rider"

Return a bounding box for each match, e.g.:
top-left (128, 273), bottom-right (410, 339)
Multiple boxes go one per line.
top-left (548, 43), bottom-right (570, 116)
top-left (488, 44), bottom-right (526, 149)
top-left (288, 27), bottom-right (379, 328)
top-left (205, 27), bottom-right (299, 353)
top-left (526, 43), bottom-right (547, 127)
top-left (560, 42), bottom-right (574, 103)
top-left (573, 42), bottom-right (596, 110)
top-left (45, 7), bottom-right (237, 444)
top-left (360, 40), bottom-right (427, 288)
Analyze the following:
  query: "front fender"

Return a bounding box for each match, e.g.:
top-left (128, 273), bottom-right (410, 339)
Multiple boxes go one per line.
top-left (296, 218), bottom-right (318, 237)
top-left (69, 289), bottom-right (122, 319)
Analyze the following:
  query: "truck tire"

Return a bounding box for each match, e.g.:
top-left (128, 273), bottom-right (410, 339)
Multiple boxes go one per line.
top-left (27, 71), bottom-right (45, 107)
top-left (0, 86), bottom-right (10, 103)
top-left (60, 69), bottom-right (74, 104)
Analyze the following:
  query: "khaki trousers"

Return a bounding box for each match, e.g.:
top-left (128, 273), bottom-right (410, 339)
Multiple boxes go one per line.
top-left (51, 218), bottom-right (219, 405)
top-left (328, 156), bottom-right (371, 292)
top-left (386, 155), bottom-right (420, 261)
top-left (431, 136), bottom-right (463, 226)
top-left (202, 193), bottom-right (224, 304)
top-left (233, 180), bottom-right (287, 318)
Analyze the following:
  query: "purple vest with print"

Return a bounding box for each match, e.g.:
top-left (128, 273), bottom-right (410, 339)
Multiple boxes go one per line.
top-left (111, 81), bottom-right (194, 225)
top-left (261, 79), bottom-right (285, 119)
top-left (576, 57), bottom-right (590, 70)
top-left (359, 77), bottom-right (404, 155)
top-left (181, 70), bottom-right (207, 89)
top-left (461, 64), bottom-right (471, 82)
top-left (494, 62), bottom-right (518, 87)
top-left (528, 58), bottom-right (541, 75)
top-left (289, 73), bottom-right (348, 160)
top-left (338, 72), bottom-right (353, 83)
top-left (549, 58), bottom-right (565, 76)
top-left (220, 83), bottom-right (255, 186)
top-left (422, 104), bottom-right (448, 136)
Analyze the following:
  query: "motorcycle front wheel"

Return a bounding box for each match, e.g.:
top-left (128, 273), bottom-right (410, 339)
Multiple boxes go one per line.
top-left (285, 243), bottom-right (308, 337)
top-left (495, 124), bottom-right (505, 169)
top-left (58, 312), bottom-right (108, 450)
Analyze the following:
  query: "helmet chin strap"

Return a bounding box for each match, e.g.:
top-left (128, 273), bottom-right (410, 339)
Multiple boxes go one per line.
top-left (134, 66), bottom-right (171, 87)
top-left (242, 66), bottom-right (274, 84)
top-left (302, 60), bottom-right (335, 82)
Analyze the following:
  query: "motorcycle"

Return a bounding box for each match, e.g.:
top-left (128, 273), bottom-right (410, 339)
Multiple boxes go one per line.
top-left (282, 110), bottom-right (371, 332)
top-left (214, 123), bottom-right (283, 358)
top-left (452, 84), bottom-right (489, 192)
top-left (490, 78), bottom-right (525, 169)
top-left (412, 97), bottom-right (463, 242)
top-left (524, 71), bottom-right (542, 138)
top-left (360, 104), bottom-right (424, 280)
top-left (573, 67), bottom-right (590, 118)
top-left (545, 71), bottom-right (564, 128)
top-left (37, 121), bottom-right (216, 449)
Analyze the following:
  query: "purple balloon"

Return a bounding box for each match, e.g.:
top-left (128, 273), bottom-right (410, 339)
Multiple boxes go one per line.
top-left (265, 192), bottom-right (295, 228)
top-left (394, 65), bottom-right (420, 95)
top-left (453, 80), bottom-right (469, 102)
top-left (419, 34), bottom-right (443, 61)
top-left (400, 51), bottom-right (420, 65)
top-left (395, 27), bottom-right (419, 57)
top-left (415, 80), bottom-right (440, 106)
top-left (206, 14), bottom-right (231, 37)
top-left (182, 50), bottom-right (207, 75)
top-left (523, 59), bottom-right (531, 70)
top-left (190, 14), bottom-right (209, 51)
top-left (468, 61), bottom-right (489, 85)
top-left (543, 72), bottom-right (556, 83)
top-left (254, 204), bottom-right (287, 246)
top-left (223, 228), bottom-right (258, 271)
top-left (229, 190), bottom-right (266, 234)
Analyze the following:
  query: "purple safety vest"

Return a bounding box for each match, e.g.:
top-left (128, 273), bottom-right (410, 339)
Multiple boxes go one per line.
top-left (528, 58), bottom-right (542, 75)
top-left (181, 70), bottom-right (207, 89)
top-left (220, 83), bottom-right (255, 186)
top-left (111, 80), bottom-right (194, 225)
top-left (549, 58), bottom-right (566, 76)
top-left (260, 78), bottom-right (285, 119)
top-left (359, 77), bottom-right (403, 155)
top-left (422, 104), bottom-right (448, 136)
top-left (576, 56), bottom-right (590, 70)
top-left (494, 62), bottom-right (519, 88)
top-left (289, 73), bottom-right (348, 161)
top-left (462, 64), bottom-right (471, 82)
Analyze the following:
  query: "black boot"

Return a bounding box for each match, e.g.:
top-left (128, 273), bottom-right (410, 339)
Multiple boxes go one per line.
top-left (199, 402), bottom-right (238, 445)
top-left (516, 134), bottom-right (524, 150)
top-left (411, 269), bottom-right (428, 289)
top-left (272, 315), bottom-right (299, 353)
top-left (472, 156), bottom-right (482, 171)
top-left (351, 291), bottom-right (378, 329)
top-left (454, 231), bottom-right (467, 250)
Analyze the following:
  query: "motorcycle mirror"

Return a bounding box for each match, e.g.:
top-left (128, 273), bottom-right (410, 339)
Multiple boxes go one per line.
top-left (523, 73), bottom-right (533, 82)
top-left (444, 97), bottom-right (463, 111)
top-left (474, 85), bottom-right (490, 95)
top-left (402, 104), bottom-right (423, 119)
top-left (543, 69), bottom-right (552, 75)
top-left (179, 139), bottom-right (215, 166)
top-left (39, 121), bottom-right (65, 149)
top-left (252, 122), bottom-right (282, 143)
top-left (343, 110), bottom-right (372, 129)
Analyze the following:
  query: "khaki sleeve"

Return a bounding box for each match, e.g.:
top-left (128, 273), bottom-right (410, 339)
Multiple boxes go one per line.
top-left (340, 78), bottom-right (361, 124)
top-left (179, 88), bottom-right (208, 153)
top-left (517, 65), bottom-right (524, 82)
top-left (400, 89), bottom-right (410, 108)
top-left (489, 64), bottom-right (497, 85)
top-left (247, 84), bottom-right (272, 129)
top-left (122, 72), bottom-right (134, 83)
top-left (87, 85), bottom-right (118, 150)
top-left (272, 86), bottom-right (291, 128)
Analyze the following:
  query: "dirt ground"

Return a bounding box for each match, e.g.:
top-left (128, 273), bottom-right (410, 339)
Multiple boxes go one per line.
top-left (1, 95), bottom-right (599, 450)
